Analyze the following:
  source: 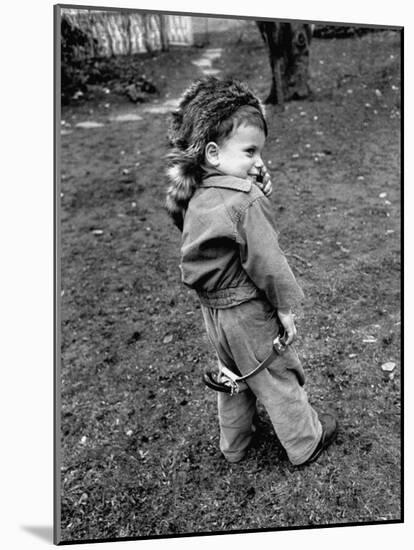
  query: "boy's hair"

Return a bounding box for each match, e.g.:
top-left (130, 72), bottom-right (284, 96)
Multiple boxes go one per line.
top-left (165, 77), bottom-right (266, 230)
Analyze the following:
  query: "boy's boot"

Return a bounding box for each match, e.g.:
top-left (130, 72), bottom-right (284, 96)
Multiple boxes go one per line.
top-left (299, 413), bottom-right (337, 466)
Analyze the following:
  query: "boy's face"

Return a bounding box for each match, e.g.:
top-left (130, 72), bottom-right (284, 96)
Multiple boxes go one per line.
top-left (214, 123), bottom-right (266, 181)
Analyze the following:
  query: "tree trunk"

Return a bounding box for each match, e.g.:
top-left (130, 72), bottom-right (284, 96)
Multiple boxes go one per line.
top-left (257, 21), bottom-right (313, 105)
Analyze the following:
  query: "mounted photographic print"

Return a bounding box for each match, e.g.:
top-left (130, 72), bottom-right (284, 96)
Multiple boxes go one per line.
top-left (54, 3), bottom-right (402, 545)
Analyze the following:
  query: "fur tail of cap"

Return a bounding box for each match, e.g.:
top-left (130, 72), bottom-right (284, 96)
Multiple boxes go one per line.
top-left (165, 80), bottom-right (210, 230)
top-left (165, 149), bottom-right (201, 232)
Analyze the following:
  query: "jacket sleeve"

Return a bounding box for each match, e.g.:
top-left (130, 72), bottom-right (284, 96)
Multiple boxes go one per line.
top-left (237, 196), bottom-right (305, 310)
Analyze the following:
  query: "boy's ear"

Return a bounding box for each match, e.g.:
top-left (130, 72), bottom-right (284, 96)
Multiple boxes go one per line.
top-left (205, 142), bottom-right (220, 166)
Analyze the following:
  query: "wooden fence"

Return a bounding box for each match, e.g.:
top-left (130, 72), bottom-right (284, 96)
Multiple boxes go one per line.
top-left (62, 8), bottom-right (194, 57)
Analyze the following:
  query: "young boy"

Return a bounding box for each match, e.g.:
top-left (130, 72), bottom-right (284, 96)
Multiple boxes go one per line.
top-left (165, 77), bottom-right (337, 465)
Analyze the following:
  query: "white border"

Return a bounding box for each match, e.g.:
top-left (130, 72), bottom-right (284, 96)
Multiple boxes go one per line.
top-left (2, 1), bottom-right (410, 548)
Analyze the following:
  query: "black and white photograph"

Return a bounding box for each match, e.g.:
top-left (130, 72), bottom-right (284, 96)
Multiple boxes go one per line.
top-left (53, 1), bottom-right (402, 546)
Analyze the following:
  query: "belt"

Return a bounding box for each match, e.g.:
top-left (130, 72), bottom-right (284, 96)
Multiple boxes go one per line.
top-left (197, 285), bottom-right (262, 309)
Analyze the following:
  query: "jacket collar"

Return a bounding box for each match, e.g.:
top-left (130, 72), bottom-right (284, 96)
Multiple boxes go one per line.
top-left (200, 174), bottom-right (252, 193)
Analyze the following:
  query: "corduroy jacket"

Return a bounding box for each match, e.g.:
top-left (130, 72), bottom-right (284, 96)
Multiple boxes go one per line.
top-left (180, 174), bottom-right (304, 310)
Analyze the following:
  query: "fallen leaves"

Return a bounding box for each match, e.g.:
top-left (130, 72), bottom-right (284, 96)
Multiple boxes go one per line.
top-left (381, 362), bottom-right (397, 381)
top-left (78, 493), bottom-right (88, 505)
top-left (381, 362), bottom-right (396, 372)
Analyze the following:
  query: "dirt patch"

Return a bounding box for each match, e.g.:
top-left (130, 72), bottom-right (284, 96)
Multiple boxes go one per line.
top-left (59, 24), bottom-right (401, 542)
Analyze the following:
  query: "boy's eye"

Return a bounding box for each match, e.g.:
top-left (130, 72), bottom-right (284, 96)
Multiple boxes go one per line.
top-left (246, 149), bottom-right (255, 156)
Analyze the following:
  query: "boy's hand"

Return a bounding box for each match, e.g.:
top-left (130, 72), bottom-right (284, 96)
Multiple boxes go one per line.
top-left (277, 308), bottom-right (297, 346)
top-left (255, 166), bottom-right (273, 197)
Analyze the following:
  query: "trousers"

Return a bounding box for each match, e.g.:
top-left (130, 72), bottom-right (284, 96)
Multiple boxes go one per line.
top-left (200, 298), bottom-right (322, 465)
